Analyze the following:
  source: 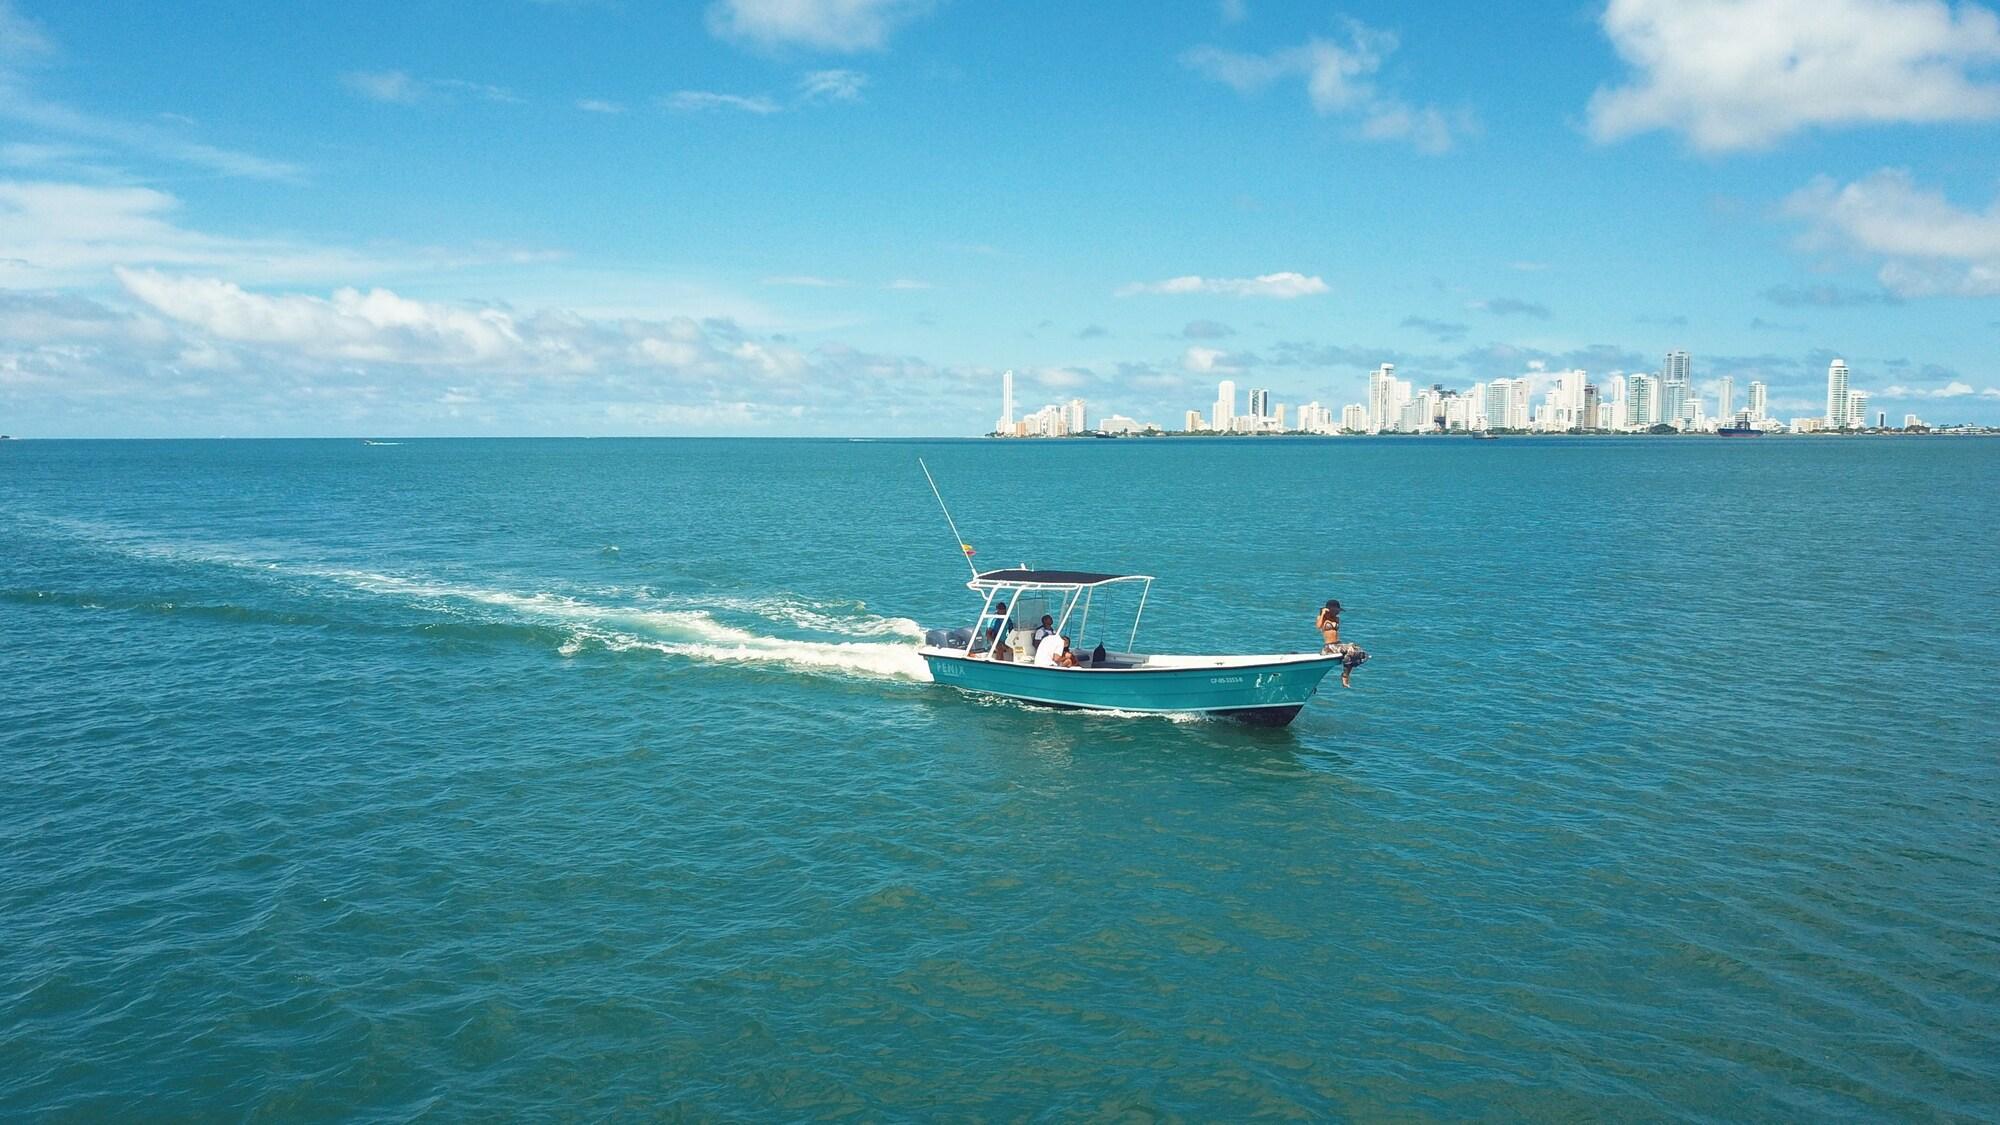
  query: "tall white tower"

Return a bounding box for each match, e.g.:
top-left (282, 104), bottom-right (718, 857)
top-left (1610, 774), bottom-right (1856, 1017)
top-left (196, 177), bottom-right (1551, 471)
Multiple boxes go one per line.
top-left (1825, 359), bottom-right (1850, 428)
top-left (1214, 380), bottom-right (1236, 432)
top-left (1367, 364), bottom-right (1396, 431)
top-left (996, 369), bottom-right (1014, 434)
top-left (1717, 376), bottom-right (1733, 422)
top-left (1748, 380), bottom-right (1767, 421)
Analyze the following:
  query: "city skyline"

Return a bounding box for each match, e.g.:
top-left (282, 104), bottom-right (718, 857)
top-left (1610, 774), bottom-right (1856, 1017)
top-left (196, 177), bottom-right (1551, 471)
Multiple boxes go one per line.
top-left (992, 353), bottom-right (1975, 437)
top-left (3, 1), bottom-right (2000, 436)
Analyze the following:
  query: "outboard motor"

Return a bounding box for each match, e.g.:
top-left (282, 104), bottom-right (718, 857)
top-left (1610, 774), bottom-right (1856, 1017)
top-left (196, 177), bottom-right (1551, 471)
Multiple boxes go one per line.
top-left (925, 626), bottom-right (976, 649)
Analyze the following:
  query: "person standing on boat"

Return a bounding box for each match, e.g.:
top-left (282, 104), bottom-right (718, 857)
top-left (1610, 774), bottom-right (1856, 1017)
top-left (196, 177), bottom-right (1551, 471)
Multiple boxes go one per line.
top-left (1315, 599), bottom-right (1368, 688)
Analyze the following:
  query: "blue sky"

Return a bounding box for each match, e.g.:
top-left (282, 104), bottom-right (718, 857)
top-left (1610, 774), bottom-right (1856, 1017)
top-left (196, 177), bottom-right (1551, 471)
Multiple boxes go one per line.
top-left (2, 0), bottom-right (1998, 436)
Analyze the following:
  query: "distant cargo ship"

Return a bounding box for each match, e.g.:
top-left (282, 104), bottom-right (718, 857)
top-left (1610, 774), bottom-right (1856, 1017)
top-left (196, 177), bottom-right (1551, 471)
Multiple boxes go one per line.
top-left (1717, 423), bottom-right (1763, 437)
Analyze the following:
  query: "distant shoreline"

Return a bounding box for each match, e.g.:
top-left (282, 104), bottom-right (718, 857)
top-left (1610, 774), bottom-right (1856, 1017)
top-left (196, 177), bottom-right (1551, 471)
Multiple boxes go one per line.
top-left (983, 428), bottom-right (2000, 440)
top-left (3, 431), bottom-right (1998, 442)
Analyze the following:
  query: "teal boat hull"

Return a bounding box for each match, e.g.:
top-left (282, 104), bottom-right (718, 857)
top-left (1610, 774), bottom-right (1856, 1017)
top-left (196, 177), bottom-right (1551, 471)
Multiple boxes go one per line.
top-left (919, 653), bottom-right (1341, 726)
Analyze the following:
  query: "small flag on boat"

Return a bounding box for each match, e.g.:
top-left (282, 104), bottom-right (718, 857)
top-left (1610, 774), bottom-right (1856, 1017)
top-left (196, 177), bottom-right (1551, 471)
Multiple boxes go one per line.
top-left (961, 544), bottom-right (976, 556)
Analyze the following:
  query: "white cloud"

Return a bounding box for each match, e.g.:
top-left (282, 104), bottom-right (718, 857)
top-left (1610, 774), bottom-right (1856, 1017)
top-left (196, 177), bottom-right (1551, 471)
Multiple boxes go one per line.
top-left (575, 98), bottom-right (626, 114)
top-left (763, 274), bottom-right (849, 287)
top-left (706, 0), bottom-right (933, 52)
top-left (1783, 168), bottom-right (2000, 296)
top-left (884, 278), bottom-right (931, 290)
top-left (1118, 272), bottom-right (1329, 299)
top-left (0, 0), bottom-right (52, 61)
top-left (342, 70), bottom-right (521, 105)
top-left (1589, 0), bottom-right (2000, 152)
top-left (0, 2), bottom-right (296, 181)
top-left (1219, 0), bottom-right (1248, 25)
top-left (1876, 380), bottom-right (2000, 398)
top-left (343, 70), bottom-right (421, 104)
top-left (798, 68), bottom-right (868, 102)
top-left (0, 180), bottom-right (548, 287)
top-left (662, 90), bottom-right (781, 114)
top-left (1182, 345), bottom-right (1233, 372)
top-left (111, 269), bottom-right (835, 387)
top-left (1183, 21), bottom-right (1472, 153)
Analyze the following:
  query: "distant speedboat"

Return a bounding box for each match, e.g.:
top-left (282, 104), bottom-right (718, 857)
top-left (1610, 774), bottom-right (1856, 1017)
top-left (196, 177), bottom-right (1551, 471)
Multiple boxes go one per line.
top-left (918, 569), bottom-right (1341, 726)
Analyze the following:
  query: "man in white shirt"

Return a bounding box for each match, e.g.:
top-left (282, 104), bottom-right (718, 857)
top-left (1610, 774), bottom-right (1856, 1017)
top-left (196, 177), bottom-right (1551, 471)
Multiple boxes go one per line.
top-left (1034, 631), bottom-right (1067, 667)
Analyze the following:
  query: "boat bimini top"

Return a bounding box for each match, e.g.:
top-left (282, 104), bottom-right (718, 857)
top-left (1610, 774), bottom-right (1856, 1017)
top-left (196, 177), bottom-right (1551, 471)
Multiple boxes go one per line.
top-left (933, 568), bottom-right (1156, 658)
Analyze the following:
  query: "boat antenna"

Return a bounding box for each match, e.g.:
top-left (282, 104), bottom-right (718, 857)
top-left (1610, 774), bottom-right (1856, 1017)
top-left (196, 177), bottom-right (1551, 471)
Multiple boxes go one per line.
top-left (918, 458), bottom-right (980, 580)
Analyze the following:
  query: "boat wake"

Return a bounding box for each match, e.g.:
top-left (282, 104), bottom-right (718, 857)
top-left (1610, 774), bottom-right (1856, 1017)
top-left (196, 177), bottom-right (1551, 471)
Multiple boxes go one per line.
top-left (21, 516), bottom-right (932, 683)
top-left (319, 571), bottom-right (934, 682)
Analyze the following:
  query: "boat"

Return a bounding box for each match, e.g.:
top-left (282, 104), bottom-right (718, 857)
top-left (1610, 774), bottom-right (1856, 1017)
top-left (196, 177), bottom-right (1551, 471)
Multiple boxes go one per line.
top-left (1716, 423), bottom-right (1763, 437)
top-left (918, 569), bottom-right (1343, 725)
top-left (912, 461), bottom-right (1342, 726)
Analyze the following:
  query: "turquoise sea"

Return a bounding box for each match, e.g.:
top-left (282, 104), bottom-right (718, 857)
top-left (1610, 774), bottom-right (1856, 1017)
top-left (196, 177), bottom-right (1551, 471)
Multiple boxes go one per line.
top-left (3, 436), bottom-right (1997, 1119)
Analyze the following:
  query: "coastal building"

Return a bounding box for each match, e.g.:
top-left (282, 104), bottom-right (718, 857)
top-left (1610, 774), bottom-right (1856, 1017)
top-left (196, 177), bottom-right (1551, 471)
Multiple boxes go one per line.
top-left (1825, 358), bottom-right (1850, 428)
top-left (1905, 413), bottom-right (1925, 429)
top-left (1214, 380), bottom-right (1236, 433)
top-left (1247, 388), bottom-right (1270, 420)
top-left (1272, 403), bottom-right (1287, 430)
top-left (1717, 376), bottom-right (1733, 422)
top-left (1484, 378), bottom-right (1529, 431)
top-left (1367, 364), bottom-right (1408, 432)
top-left (1099, 413), bottom-right (1146, 434)
top-left (1846, 390), bottom-right (1869, 429)
top-left (995, 369), bottom-right (1014, 434)
top-left (1065, 398), bottom-right (1087, 434)
top-left (1748, 380), bottom-right (1767, 422)
top-left (1661, 350), bottom-right (1690, 429)
top-left (1626, 374), bottom-right (1656, 427)
top-left (1184, 409), bottom-right (1205, 432)
top-left (1340, 404), bottom-right (1366, 432)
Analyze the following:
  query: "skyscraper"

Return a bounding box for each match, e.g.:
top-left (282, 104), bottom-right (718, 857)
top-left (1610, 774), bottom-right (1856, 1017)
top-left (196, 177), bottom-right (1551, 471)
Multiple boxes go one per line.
top-left (1247, 388), bottom-right (1270, 419)
top-left (1184, 409), bottom-right (1204, 432)
top-left (1847, 390), bottom-right (1869, 429)
top-left (1627, 374), bottom-right (1656, 427)
top-left (1214, 380), bottom-right (1236, 432)
top-left (1825, 358), bottom-right (1850, 428)
top-left (1367, 364), bottom-right (1397, 432)
top-left (1748, 380), bottom-right (1767, 422)
top-left (1717, 376), bottom-right (1733, 422)
top-left (1065, 398), bottom-right (1087, 434)
top-left (1661, 350), bottom-right (1690, 428)
top-left (995, 369), bottom-right (1014, 434)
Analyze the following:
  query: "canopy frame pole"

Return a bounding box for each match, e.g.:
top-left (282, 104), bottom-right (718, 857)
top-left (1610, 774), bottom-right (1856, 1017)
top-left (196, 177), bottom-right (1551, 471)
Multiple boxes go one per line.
top-left (919, 458), bottom-right (980, 580)
top-left (966, 586), bottom-right (998, 656)
top-left (1128, 579), bottom-right (1152, 651)
top-left (1053, 588), bottom-right (1080, 642)
top-left (1078, 588), bottom-right (1092, 649)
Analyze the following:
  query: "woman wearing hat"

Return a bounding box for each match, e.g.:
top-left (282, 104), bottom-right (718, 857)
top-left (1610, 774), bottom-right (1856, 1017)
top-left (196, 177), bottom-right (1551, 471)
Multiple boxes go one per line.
top-left (1314, 599), bottom-right (1368, 688)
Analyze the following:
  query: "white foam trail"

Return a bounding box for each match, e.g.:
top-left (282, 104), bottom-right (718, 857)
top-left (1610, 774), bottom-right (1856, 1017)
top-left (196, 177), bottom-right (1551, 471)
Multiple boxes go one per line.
top-left (28, 517), bottom-right (933, 682)
top-left (315, 570), bottom-right (932, 681)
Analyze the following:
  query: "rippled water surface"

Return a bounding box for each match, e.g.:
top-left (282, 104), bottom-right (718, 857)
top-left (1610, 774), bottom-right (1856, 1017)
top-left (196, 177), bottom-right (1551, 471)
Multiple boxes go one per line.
top-left (3, 436), bottom-right (1997, 1118)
